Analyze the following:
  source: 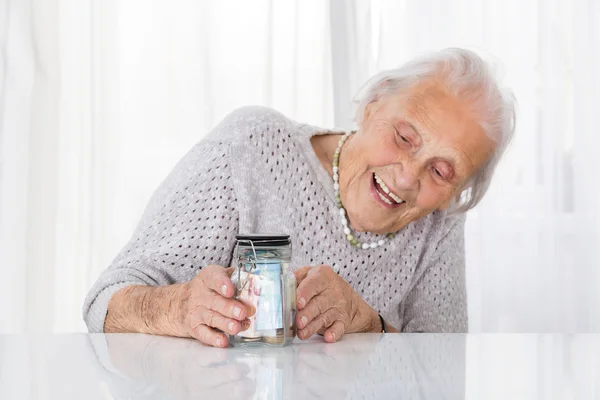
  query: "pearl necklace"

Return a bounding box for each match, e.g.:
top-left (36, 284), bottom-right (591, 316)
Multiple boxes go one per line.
top-left (333, 132), bottom-right (394, 249)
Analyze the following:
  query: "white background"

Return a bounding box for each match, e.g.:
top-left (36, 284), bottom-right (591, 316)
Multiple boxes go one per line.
top-left (1, 0), bottom-right (599, 335)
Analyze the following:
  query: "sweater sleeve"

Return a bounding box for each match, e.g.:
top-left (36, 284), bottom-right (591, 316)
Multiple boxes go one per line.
top-left (82, 139), bottom-right (239, 333)
top-left (399, 213), bottom-right (468, 333)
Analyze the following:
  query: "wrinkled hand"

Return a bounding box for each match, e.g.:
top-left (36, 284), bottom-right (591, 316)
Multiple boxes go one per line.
top-left (294, 265), bottom-right (380, 343)
top-left (177, 264), bottom-right (251, 348)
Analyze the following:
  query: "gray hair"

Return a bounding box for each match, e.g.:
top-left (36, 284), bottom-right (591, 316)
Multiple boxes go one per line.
top-left (354, 47), bottom-right (516, 214)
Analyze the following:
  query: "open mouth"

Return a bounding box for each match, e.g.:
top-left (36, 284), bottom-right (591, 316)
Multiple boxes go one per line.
top-left (371, 173), bottom-right (405, 208)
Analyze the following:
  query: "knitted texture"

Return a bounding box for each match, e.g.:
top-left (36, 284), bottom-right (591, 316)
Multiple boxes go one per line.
top-left (83, 106), bottom-right (468, 333)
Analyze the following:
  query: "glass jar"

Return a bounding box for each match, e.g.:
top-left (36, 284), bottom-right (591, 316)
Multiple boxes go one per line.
top-left (230, 234), bottom-right (296, 347)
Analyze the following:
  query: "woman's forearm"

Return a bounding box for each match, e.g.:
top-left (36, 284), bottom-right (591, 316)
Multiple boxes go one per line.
top-left (104, 284), bottom-right (187, 337)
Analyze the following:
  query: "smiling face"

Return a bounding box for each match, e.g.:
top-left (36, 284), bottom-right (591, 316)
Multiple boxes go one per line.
top-left (339, 79), bottom-right (496, 234)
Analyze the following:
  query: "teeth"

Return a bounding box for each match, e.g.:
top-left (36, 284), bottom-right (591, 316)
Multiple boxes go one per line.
top-left (374, 174), bottom-right (404, 204)
top-left (374, 174), bottom-right (389, 193)
top-left (389, 192), bottom-right (403, 204)
top-left (376, 189), bottom-right (394, 205)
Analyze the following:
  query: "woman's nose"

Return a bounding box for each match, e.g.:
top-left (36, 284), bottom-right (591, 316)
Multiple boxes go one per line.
top-left (394, 162), bottom-right (420, 192)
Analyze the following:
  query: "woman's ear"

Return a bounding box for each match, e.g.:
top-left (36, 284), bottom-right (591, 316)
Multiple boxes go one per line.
top-left (438, 200), bottom-right (451, 210)
top-left (365, 79), bottom-right (392, 120)
top-left (364, 99), bottom-right (382, 121)
top-left (364, 102), bottom-right (374, 121)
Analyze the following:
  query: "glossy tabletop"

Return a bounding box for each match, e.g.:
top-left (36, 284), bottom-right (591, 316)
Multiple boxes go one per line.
top-left (0, 333), bottom-right (598, 399)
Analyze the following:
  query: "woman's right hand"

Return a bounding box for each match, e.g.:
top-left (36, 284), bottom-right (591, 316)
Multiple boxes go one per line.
top-left (176, 264), bottom-right (251, 348)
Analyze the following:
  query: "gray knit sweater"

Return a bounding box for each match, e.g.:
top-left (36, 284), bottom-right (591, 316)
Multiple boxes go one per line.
top-left (83, 106), bottom-right (468, 333)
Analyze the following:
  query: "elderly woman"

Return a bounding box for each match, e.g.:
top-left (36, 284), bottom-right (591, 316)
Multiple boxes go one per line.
top-left (83, 48), bottom-right (515, 347)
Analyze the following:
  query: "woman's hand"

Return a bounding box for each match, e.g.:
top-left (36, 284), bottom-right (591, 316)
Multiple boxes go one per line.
top-left (176, 264), bottom-right (251, 347)
top-left (105, 265), bottom-right (251, 347)
top-left (294, 265), bottom-right (381, 343)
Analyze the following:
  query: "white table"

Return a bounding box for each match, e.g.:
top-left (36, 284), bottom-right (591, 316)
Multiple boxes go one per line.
top-left (0, 333), bottom-right (598, 399)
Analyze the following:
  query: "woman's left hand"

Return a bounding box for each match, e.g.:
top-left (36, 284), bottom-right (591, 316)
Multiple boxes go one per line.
top-left (294, 265), bottom-right (381, 342)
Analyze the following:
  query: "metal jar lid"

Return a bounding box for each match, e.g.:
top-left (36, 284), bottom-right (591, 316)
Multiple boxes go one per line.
top-left (235, 234), bottom-right (291, 247)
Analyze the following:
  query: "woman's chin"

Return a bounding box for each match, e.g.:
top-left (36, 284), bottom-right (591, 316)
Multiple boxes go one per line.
top-left (345, 199), bottom-right (417, 234)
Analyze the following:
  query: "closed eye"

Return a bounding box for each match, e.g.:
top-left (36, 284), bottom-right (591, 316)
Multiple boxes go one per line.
top-left (395, 129), bottom-right (413, 147)
top-left (431, 161), bottom-right (454, 182)
top-left (394, 122), bottom-right (420, 149)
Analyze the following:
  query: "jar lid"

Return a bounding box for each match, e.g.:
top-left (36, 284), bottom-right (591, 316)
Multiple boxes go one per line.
top-left (236, 234), bottom-right (291, 246)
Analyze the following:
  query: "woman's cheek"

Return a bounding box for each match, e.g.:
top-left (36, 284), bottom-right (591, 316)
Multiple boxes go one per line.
top-left (416, 185), bottom-right (451, 211)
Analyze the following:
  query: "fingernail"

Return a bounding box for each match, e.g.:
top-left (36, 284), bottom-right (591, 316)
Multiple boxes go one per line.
top-left (247, 305), bottom-right (256, 317)
top-left (300, 316), bottom-right (308, 328)
top-left (233, 307), bottom-right (241, 317)
top-left (331, 332), bottom-right (336, 341)
top-left (216, 338), bottom-right (223, 347)
top-left (228, 321), bottom-right (235, 332)
top-left (221, 285), bottom-right (228, 296)
top-left (299, 298), bottom-right (306, 308)
top-left (241, 319), bottom-right (250, 330)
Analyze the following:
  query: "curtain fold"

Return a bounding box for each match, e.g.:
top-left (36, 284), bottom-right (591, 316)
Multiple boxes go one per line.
top-left (1, 0), bottom-right (61, 333)
top-left (0, 0), bottom-right (31, 333)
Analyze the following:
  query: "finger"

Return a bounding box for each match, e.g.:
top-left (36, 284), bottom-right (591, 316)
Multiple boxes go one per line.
top-left (296, 269), bottom-right (330, 310)
top-left (296, 294), bottom-right (329, 329)
top-left (294, 266), bottom-right (312, 286)
top-left (298, 309), bottom-right (338, 340)
top-left (193, 306), bottom-right (250, 335)
top-left (201, 286), bottom-right (249, 321)
top-left (323, 320), bottom-right (345, 343)
top-left (190, 323), bottom-right (228, 348)
top-left (202, 264), bottom-right (236, 298)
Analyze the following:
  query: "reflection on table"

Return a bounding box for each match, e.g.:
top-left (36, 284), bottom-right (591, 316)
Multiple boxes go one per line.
top-left (92, 333), bottom-right (465, 400)
top-left (0, 333), bottom-right (598, 399)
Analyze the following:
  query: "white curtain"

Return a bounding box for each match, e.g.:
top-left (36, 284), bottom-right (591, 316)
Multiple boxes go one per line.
top-left (1, 0), bottom-right (598, 334)
top-left (332, 0), bottom-right (600, 333)
top-left (0, 0), bottom-right (333, 333)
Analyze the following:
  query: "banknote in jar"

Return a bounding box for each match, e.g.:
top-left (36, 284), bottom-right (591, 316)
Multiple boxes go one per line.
top-left (254, 262), bottom-right (283, 332)
top-left (236, 270), bottom-right (261, 339)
